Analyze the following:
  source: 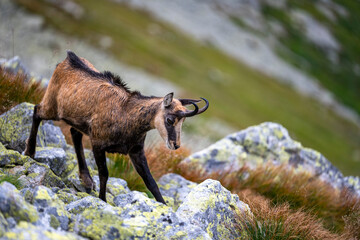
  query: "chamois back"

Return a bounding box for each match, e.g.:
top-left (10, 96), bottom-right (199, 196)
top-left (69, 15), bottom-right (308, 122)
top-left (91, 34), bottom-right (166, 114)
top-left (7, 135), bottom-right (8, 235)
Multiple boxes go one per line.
top-left (66, 51), bottom-right (131, 92)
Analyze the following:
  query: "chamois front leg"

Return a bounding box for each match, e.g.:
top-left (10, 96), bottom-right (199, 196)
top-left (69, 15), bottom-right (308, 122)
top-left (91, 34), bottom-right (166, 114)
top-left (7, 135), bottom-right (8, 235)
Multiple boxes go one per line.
top-left (24, 105), bottom-right (42, 158)
top-left (92, 145), bottom-right (108, 202)
top-left (129, 146), bottom-right (166, 204)
top-left (70, 127), bottom-right (95, 193)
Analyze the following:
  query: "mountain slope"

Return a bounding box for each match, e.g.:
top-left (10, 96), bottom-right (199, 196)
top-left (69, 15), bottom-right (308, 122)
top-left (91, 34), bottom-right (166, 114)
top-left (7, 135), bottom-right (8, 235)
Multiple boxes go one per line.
top-left (11, 0), bottom-right (360, 175)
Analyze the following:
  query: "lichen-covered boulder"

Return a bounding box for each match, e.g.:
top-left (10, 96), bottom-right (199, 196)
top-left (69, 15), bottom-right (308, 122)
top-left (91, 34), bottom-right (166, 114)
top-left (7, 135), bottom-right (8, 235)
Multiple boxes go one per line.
top-left (17, 160), bottom-right (66, 189)
top-left (177, 179), bottom-right (252, 240)
top-left (30, 186), bottom-right (71, 230)
top-left (343, 176), bottom-right (360, 196)
top-left (0, 182), bottom-right (38, 223)
top-left (73, 191), bottom-right (211, 239)
top-left (66, 196), bottom-right (110, 214)
top-left (0, 102), bottom-right (66, 153)
top-left (93, 175), bottom-right (130, 196)
top-left (34, 147), bottom-right (67, 176)
top-left (54, 188), bottom-right (80, 204)
top-left (0, 142), bottom-right (30, 167)
top-left (0, 212), bottom-right (9, 237)
top-left (182, 122), bottom-right (302, 173)
top-left (1, 221), bottom-right (86, 240)
top-left (158, 173), bottom-right (197, 210)
top-left (182, 122), bottom-right (358, 195)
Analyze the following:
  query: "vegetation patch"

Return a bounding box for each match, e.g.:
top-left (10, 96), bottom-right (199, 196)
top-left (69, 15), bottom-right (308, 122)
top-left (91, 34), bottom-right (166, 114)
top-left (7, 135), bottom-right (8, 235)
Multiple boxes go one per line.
top-left (0, 67), bottom-right (44, 115)
top-left (13, 0), bottom-right (360, 175)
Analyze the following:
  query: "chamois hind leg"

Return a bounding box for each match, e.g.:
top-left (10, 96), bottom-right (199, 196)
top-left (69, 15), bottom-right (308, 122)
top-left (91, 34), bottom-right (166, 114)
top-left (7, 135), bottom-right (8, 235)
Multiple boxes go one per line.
top-left (70, 127), bottom-right (95, 193)
top-left (24, 105), bottom-right (42, 158)
top-left (92, 145), bottom-right (108, 202)
top-left (129, 148), bottom-right (166, 204)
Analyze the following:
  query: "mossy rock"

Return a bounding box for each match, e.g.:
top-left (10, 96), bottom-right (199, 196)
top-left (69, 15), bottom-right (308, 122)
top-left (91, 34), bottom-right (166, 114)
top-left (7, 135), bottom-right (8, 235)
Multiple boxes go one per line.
top-left (0, 142), bottom-right (30, 167)
top-left (158, 173), bottom-right (198, 210)
top-left (34, 147), bottom-right (68, 176)
top-left (17, 160), bottom-right (65, 189)
top-left (65, 196), bottom-right (109, 215)
top-left (1, 221), bottom-right (86, 240)
top-left (177, 179), bottom-right (252, 240)
top-left (111, 191), bottom-right (210, 239)
top-left (182, 122), bottom-right (358, 196)
top-left (0, 102), bottom-right (66, 153)
top-left (0, 182), bottom-right (39, 223)
top-left (31, 186), bottom-right (71, 230)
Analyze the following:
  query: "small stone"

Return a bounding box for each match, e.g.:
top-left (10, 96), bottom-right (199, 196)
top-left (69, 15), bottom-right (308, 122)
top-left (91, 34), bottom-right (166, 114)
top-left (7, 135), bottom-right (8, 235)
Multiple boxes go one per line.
top-left (18, 160), bottom-right (66, 189)
top-left (0, 181), bottom-right (39, 223)
top-left (31, 186), bottom-right (71, 230)
top-left (34, 147), bottom-right (67, 176)
top-left (158, 173), bottom-right (197, 210)
top-left (66, 196), bottom-right (109, 214)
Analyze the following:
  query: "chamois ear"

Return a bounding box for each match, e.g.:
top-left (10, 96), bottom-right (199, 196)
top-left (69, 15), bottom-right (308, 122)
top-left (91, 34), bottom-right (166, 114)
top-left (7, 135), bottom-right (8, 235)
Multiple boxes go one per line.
top-left (163, 92), bottom-right (174, 107)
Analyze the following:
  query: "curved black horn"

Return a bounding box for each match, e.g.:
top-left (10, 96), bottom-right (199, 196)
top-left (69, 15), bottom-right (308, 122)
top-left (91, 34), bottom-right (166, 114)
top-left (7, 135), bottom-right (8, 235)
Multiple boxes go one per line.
top-left (197, 97), bottom-right (209, 115)
top-left (178, 102), bottom-right (199, 117)
top-left (179, 98), bottom-right (201, 106)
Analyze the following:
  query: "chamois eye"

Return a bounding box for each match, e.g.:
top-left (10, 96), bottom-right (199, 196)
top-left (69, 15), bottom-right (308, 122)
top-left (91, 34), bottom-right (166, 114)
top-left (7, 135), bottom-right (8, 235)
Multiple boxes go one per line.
top-left (167, 118), bottom-right (175, 125)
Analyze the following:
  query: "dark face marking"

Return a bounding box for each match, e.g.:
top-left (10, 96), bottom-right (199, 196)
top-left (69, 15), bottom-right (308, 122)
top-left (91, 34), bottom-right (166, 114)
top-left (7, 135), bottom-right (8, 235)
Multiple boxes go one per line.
top-left (164, 115), bottom-right (178, 143)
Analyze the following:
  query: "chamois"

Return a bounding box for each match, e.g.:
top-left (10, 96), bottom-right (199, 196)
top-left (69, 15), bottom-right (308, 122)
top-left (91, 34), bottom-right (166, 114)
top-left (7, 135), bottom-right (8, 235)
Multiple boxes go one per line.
top-left (24, 51), bottom-right (209, 203)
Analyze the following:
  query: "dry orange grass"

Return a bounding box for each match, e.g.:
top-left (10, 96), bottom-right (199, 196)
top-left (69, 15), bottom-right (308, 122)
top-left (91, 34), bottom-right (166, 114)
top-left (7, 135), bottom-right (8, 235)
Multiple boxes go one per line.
top-left (235, 190), bottom-right (340, 240)
top-left (178, 162), bottom-right (360, 238)
top-left (0, 67), bottom-right (45, 114)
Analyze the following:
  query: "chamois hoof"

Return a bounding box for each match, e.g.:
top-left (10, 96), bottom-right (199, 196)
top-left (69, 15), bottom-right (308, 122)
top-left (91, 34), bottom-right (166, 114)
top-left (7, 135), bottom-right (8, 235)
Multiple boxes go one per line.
top-left (80, 173), bottom-right (95, 193)
top-left (23, 149), bottom-right (35, 159)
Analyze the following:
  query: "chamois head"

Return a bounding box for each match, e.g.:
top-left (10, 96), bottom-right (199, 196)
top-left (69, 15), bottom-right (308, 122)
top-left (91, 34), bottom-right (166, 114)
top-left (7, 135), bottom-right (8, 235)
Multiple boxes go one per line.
top-left (154, 92), bottom-right (209, 150)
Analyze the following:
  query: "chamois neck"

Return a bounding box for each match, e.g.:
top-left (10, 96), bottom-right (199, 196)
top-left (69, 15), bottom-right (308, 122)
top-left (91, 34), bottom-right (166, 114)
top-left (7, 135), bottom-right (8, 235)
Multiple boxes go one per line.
top-left (127, 96), bottom-right (162, 131)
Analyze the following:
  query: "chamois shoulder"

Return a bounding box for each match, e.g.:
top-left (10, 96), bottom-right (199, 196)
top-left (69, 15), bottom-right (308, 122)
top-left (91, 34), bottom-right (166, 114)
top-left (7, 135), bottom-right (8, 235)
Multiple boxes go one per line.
top-left (66, 51), bottom-right (131, 92)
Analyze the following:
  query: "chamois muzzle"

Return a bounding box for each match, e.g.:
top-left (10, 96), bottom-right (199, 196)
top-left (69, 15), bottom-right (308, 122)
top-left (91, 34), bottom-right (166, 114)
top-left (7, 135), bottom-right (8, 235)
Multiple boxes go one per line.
top-left (178, 97), bottom-right (209, 117)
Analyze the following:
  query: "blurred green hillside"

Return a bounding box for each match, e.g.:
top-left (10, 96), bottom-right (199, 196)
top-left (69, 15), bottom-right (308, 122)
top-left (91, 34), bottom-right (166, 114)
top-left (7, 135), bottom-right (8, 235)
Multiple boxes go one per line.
top-left (14, 0), bottom-right (360, 175)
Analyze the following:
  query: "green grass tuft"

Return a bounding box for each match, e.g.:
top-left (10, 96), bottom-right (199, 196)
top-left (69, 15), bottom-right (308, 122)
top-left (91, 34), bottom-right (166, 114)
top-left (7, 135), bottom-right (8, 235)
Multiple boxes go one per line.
top-left (0, 174), bottom-right (22, 189)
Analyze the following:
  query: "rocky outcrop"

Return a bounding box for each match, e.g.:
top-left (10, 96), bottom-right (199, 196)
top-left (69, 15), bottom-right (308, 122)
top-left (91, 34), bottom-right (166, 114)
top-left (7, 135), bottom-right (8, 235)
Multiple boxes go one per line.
top-left (0, 102), bottom-right (67, 153)
top-left (182, 122), bottom-right (360, 196)
top-left (1, 103), bottom-right (359, 239)
top-left (0, 103), bottom-right (251, 239)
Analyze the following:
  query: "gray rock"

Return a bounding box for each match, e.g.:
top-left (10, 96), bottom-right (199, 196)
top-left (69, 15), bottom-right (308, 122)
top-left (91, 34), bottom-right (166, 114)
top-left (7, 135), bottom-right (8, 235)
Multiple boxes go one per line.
top-left (342, 176), bottom-right (360, 196)
top-left (20, 188), bottom-right (34, 203)
top-left (34, 147), bottom-right (67, 176)
top-left (66, 196), bottom-right (109, 214)
top-left (0, 142), bottom-right (31, 167)
top-left (0, 181), bottom-right (39, 223)
top-left (31, 186), bottom-right (71, 231)
top-left (93, 176), bottom-right (130, 196)
top-left (1, 222), bottom-right (86, 240)
top-left (17, 160), bottom-right (66, 189)
top-left (0, 56), bottom-right (29, 76)
top-left (158, 173), bottom-right (197, 210)
top-left (0, 102), bottom-right (66, 153)
top-left (182, 122), bottom-right (358, 195)
top-left (75, 191), bottom-right (211, 240)
top-left (0, 212), bottom-right (8, 237)
top-left (55, 188), bottom-right (80, 204)
top-left (176, 179), bottom-right (252, 240)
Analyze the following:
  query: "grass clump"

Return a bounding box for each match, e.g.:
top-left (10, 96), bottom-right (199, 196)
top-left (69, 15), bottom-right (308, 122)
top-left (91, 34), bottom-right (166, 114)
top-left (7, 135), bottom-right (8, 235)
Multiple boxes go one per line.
top-left (234, 190), bottom-right (340, 240)
top-left (0, 174), bottom-right (23, 189)
top-left (0, 67), bottom-right (45, 114)
top-left (177, 162), bottom-right (360, 238)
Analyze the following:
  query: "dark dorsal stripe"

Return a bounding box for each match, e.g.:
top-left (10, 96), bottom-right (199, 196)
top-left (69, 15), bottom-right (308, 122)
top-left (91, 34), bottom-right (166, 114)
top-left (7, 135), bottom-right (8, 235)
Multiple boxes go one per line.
top-left (67, 51), bottom-right (131, 92)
